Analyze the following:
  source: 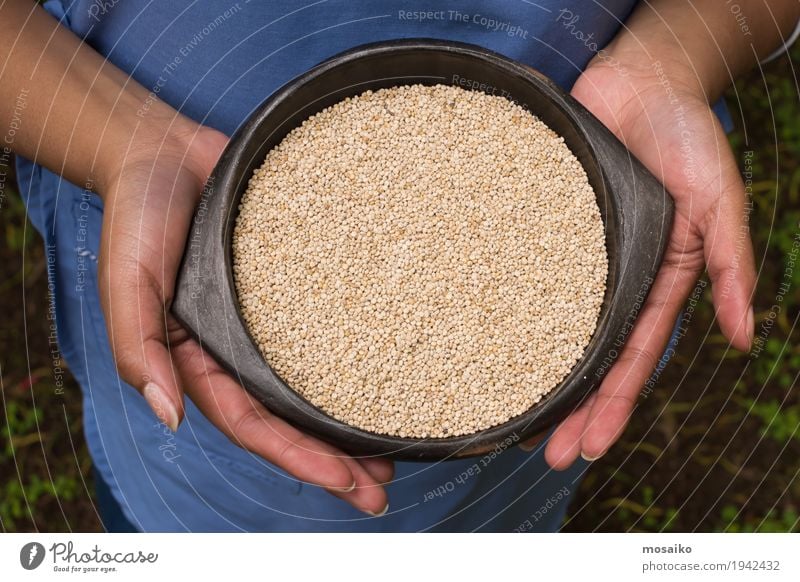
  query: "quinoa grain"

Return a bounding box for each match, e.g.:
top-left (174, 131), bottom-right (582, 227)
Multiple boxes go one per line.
top-left (232, 84), bottom-right (607, 438)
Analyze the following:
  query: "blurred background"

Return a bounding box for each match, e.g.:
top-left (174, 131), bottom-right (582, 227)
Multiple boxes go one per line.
top-left (1, 45), bottom-right (798, 534)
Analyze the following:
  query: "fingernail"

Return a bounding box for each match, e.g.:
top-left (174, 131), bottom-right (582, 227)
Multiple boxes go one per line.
top-left (581, 450), bottom-right (603, 462)
top-left (365, 503), bottom-right (389, 517)
top-left (746, 305), bottom-right (754, 349)
top-left (327, 481), bottom-right (356, 493)
top-left (143, 382), bottom-right (180, 432)
top-left (519, 441), bottom-right (538, 452)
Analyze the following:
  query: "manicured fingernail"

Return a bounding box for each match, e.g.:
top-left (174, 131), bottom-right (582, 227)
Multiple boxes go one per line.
top-left (328, 481), bottom-right (356, 493)
top-left (581, 451), bottom-right (602, 462)
top-left (143, 382), bottom-right (180, 432)
top-left (746, 305), bottom-right (754, 348)
top-left (365, 503), bottom-right (389, 517)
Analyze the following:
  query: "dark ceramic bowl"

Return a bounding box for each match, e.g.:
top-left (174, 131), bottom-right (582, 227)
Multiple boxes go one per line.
top-left (172, 39), bottom-right (673, 460)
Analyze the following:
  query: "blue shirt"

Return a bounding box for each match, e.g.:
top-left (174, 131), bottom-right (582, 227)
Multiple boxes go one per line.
top-left (19, 0), bottom-right (701, 531)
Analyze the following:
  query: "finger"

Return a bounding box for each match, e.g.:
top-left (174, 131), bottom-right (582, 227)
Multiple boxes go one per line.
top-left (518, 430), bottom-right (547, 453)
top-left (172, 335), bottom-right (357, 493)
top-left (98, 165), bottom-right (205, 431)
top-left (99, 231), bottom-right (185, 432)
top-left (698, 123), bottom-right (756, 351)
top-left (329, 455), bottom-right (390, 516)
top-left (356, 457), bottom-right (395, 484)
top-left (544, 393), bottom-right (597, 470)
top-left (580, 255), bottom-right (699, 460)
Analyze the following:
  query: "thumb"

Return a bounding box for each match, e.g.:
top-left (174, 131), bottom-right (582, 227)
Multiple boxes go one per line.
top-left (97, 172), bottom-right (198, 432)
top-left (96, 124), bottom-right (228, 431)
top-left (99, 233), bottom-right (187, 432)
top-left (701, 149), bottom-right (756, 352)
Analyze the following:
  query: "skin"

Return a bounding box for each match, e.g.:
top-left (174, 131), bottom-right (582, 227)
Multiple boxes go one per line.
top-left (529, 0), bottom-right (800, 464)
top-left (1, 0), bottom-right (797, 516)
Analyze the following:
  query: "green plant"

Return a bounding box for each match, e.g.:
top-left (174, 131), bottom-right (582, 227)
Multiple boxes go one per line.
top-left (743, 398), bottom-right (800, 443)
top-left (2, 399), bottom-right (42, 457)
top-left (720, 505), bottom-right (799, 532)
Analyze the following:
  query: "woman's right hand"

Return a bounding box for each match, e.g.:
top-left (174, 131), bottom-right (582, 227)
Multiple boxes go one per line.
top-left (97, 116), bottom-right (392, 516)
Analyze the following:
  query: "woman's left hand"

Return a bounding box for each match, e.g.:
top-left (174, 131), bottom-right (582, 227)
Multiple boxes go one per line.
top-left (528, 52), bottom-right (756, 467)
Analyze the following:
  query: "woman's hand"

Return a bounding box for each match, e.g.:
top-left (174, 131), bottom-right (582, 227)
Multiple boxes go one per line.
top-left (537, 54), bottom-right (756, 468)
top-left (525, 0), bottom-right (800, 469)
top-left (98, 117), bottom-right (392, 516)
top-left (532, 0), bottom-right (800, 467)
top-left (0, 0), bottom-right (392, 516)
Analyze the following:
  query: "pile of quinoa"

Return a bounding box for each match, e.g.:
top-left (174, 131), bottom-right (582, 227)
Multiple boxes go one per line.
top-left (232, 84), bottom-right (607, 438)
